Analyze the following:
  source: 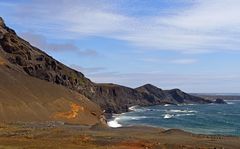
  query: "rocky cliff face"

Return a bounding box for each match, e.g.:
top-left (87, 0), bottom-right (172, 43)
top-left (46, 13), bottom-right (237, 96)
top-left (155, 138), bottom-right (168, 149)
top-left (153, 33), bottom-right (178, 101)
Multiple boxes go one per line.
top-left (0, 17), bottom-right (214, 114)
top-left (0, 17), bottom-right (94, 93)
top-left (89, 83), bottom-right (162, 113)
top-left (136, 84), bottom-right (212, 104)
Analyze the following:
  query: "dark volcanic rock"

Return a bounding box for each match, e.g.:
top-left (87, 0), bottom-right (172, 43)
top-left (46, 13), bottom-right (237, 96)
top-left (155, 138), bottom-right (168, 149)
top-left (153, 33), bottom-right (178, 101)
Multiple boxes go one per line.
top-left (214, 98), bottom-right (227, 104)
top-left (0, 17), bottom-right (213, 114)
top-left (91, 83), bottom-right (162, 113)
top-left (136, 84), bottom-right (212, 105)
top-left (164, 89), bottom-right (212, 104)
top-left (192, 93), bottom-right (236, 102)
top-left (0, 17), bottom-right (4, 27)
top-left (0, 17), bottom-right (94, 95)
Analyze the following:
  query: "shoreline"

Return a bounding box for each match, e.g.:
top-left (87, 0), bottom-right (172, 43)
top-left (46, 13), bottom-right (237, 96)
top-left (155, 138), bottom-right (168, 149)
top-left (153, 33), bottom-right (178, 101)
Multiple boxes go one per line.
top-left (107, 104), bottom-right (240, 137)
top-left (107, 105), bottom-right (139, 128)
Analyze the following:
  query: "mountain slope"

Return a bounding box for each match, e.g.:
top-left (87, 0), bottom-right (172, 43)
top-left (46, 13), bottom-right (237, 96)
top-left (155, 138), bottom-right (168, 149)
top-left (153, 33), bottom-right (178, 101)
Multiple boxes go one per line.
top-left (136, 84), bottom-right (212, 104)
top-left (0, 61), bottom-right (104, 124)
top-left (0, 17), bottom-right (213, 115)
top-left (0, 17), bottom-right (94, 94)
top-left (0, 18), bottom-right (106, 124)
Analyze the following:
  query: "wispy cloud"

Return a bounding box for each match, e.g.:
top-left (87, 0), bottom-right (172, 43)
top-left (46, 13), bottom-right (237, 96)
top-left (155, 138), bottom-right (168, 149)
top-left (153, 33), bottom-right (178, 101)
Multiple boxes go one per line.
top-left (140, 57), bottom-right (198, 65)
top-left (171, 59), bottom-right (197, 64)
top-left (88, 71), bottom-right (240, 93)
top-left (20, 32), bottom-right (98, 56)
top-left (70, 64), bottom-right (106, 74)
top-left (2, 0), bottom-right (240, 54)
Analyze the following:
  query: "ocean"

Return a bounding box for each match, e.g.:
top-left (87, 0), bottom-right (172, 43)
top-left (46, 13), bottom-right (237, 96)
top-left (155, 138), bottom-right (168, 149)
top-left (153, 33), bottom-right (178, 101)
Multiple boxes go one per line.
top-left (108, 100), bottom-right (240, 136)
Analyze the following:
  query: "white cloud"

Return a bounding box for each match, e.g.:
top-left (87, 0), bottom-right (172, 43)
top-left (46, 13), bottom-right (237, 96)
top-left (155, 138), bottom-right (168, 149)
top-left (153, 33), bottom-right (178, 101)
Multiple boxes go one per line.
top-left (20, 32), bottom-right (98, 56)
top-left (171, 59), bottom-right (197, 64)
top-left (3, 0), bottom-right (240, 54)
top-left (70, 64), bottom-right (106, 74)
top-left (87, 71), bottom-right (240, 93)
top-left (141, 57), bottom-right (197, 65)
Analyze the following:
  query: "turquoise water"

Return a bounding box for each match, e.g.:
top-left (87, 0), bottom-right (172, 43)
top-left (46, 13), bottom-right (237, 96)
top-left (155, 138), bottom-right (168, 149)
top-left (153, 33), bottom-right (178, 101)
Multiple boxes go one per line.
top-left (108, 100), bottom-right (240, 136)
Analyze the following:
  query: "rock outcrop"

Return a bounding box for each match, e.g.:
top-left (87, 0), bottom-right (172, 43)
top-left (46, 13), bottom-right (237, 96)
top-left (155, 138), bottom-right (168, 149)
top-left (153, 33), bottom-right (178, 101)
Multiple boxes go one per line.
top-left (214, 98), bottom-right (227, 104)
top-left (136, 84), bottom-right (212, 105)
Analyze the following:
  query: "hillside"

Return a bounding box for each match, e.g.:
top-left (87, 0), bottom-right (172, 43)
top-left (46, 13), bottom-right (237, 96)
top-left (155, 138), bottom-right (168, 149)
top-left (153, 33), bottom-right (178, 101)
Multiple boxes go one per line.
top-left (136, 84), bottom-right (212, 104)
top-left (0, 60), bottom-right (105, 124)
top-left (0, 18), bottom-right (107, 124)
top-left (0, 17), bottom-right (214, 116)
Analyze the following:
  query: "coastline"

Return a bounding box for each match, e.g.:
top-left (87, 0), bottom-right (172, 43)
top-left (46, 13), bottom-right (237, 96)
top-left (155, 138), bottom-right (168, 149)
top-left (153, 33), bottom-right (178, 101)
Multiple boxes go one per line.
top-left (107, 103), bottom-right (240, 137)
top-left (107, 105), bottom-right (140, 128)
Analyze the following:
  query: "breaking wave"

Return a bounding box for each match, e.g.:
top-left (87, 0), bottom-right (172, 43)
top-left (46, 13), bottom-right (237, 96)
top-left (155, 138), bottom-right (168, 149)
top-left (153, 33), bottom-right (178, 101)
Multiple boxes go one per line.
top-left (129, 106), bottom-right (147, 112)
top-left (107, 117), bottom-right (122, 128)
top-left (120, 115), bottom-right (147, 120)
top-left (167, 109), bottom-right (198, 113)
top-left (128, 105), bottom-right (138, 111)
top-left (107, 114), bottom-right (148, 128)
top-left (163, 113), bottom-right (195, 119)
top-left (164, 114), bottom-right (174, 119)
top-left (164, 104), bottom-right (171, 107)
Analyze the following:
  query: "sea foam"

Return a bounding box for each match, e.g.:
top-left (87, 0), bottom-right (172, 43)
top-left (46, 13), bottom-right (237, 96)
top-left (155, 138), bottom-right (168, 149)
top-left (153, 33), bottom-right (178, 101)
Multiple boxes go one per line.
top-left (128, 106), bottom-right (138, 111)
top-left (129, 106), bottom-right (147, 112)
top-left (107, 117), bottom-right (122, 128)
top-left (168, 109), bottom-right (197, 113)
top-left (164, 104), bottom-right (171, 107)
top-left (164, 114), bottom-right (174, 119)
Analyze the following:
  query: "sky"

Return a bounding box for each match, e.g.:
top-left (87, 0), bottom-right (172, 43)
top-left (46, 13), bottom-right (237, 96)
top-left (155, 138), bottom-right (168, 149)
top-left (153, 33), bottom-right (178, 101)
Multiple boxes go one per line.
top-left (0, 0), bottom-right (240, 93)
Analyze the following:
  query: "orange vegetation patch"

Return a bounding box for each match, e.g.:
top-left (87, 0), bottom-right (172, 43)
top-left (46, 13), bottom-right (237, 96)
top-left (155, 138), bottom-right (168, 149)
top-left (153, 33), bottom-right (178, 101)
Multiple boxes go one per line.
top-left (79, 135), bottom-right (94, 143)
top-left (0, 60), bottom-right (5, 65)
top-left (53, 103), bottom-right (84, 120)
top-left (69, 135), bottom-right (94, 146)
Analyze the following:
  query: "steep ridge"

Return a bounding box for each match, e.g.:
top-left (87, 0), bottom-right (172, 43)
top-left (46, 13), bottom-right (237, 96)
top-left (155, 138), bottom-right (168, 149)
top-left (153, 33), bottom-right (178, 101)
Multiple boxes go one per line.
top-left (136, 84), bottom-right (212, 104)
top-left (89, 83), bottom-right (159, 113)
top-left (0, 17), bottom-right (213, 115)
top-left (0, 17), bottom-right (94, 95)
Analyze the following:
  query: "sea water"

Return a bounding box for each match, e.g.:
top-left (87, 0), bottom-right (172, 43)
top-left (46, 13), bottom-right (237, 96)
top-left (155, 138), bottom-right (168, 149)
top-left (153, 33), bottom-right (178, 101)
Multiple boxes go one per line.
top-left (108, 100), bottom-right (240, 136)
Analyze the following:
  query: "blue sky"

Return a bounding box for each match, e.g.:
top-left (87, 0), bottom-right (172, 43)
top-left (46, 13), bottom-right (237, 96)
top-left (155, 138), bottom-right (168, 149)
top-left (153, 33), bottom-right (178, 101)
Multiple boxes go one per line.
top-left (1, 0), bottom-right (240, 93)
